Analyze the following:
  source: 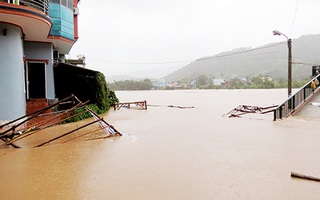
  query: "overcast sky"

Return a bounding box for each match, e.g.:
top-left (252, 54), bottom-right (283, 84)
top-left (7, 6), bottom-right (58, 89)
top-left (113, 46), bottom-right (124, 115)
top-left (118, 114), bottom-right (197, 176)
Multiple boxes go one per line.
top-left (69, 0), bottom-right (320, 79)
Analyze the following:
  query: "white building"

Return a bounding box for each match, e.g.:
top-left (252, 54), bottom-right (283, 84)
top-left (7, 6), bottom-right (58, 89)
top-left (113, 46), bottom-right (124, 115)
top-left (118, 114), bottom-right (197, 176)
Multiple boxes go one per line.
top-left (0, 0), bottom-right (80, 120)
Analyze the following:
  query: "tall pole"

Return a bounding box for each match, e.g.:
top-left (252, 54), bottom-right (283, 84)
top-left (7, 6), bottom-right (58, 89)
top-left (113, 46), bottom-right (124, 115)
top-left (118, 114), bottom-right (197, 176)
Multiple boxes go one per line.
top-left (272, 30), bottom-right (292, 97)
top-left (288, 39), bottom-right (292, 97)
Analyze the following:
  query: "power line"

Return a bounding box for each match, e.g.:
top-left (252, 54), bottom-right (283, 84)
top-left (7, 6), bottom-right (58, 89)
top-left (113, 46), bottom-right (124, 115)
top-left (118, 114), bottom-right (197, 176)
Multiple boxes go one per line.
top-left (88, 42), bottom-right (287, 65)
top-left (290, 0), bottom-right (300, 37)
top-left (196, 42), bottom-right (286, 61)
top-left (89, 59), bottom-right (193, 65)
top-left (292, 61), bottom-right (318, 66)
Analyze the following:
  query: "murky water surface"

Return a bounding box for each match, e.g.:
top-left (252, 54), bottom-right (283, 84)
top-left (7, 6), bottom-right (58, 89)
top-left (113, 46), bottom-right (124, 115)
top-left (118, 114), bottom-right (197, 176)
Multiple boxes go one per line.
top-left (1, 89), bottom-right (320, 199)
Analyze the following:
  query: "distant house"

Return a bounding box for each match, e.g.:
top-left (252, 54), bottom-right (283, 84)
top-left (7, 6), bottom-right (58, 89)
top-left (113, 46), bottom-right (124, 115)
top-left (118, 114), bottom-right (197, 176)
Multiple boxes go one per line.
top-left (239, 77), bottom-right (248, 82)
top-left (262, 76), bottom-right (273, 82)
top-left (188, 80), bottom-right (197, 89)
top-left (66, 55), bottom-right (86, 67)
top-left (212, 79), bottom-right (226, 86)
top-left (166, 81), bottom-right (182, 89)
top-left (152, 79), bottom-right (166, 89)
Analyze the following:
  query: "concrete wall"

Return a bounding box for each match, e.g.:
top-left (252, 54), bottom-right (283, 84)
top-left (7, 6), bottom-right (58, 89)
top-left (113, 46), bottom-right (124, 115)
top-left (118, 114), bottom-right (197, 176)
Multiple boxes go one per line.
top-left (0, 23), bottom-right (25, 120)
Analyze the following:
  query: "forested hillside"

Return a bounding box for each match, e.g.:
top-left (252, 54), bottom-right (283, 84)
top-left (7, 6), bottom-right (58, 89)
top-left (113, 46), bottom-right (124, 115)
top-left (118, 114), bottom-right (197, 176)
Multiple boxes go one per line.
top-left (164, 34), bottom-right (320, 82)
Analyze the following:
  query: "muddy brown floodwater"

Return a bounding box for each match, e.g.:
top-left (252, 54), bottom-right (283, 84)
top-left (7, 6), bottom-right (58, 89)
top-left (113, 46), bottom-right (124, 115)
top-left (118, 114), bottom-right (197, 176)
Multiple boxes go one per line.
top-left (1, 89), bottom-right (320, 199)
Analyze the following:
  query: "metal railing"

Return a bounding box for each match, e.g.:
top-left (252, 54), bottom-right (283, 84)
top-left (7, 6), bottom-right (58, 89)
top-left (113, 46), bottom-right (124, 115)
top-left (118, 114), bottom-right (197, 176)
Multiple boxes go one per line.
top-left (273, 74), bottom-right (320, 121)
top-left (3, 0), bottom-right (50, 15)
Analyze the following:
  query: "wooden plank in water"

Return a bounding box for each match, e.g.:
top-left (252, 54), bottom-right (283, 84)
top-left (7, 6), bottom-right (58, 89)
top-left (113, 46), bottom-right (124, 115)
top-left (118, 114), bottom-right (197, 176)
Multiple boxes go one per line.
top-left (114, 100), bottom-right (147, 110)
top-left (291, 172), bottom-right (320, 182)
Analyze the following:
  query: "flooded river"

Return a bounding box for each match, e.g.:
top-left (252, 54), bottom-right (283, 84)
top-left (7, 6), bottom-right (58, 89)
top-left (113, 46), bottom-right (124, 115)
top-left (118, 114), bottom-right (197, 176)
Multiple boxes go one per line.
top-left (1, 89), bottom-right (320, 199)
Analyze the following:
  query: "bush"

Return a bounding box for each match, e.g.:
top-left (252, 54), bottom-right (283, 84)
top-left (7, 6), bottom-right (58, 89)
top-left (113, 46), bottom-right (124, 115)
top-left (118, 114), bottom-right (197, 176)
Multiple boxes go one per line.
top-left (63, 104), bottom-right (103, 123)
top-left (63, 73), bottom-right (119, 123)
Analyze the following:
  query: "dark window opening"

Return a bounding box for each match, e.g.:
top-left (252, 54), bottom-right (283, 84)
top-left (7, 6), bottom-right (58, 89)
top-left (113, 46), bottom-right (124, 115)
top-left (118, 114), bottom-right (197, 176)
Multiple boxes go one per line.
top-left (27, 62), bottom-right (46, 99)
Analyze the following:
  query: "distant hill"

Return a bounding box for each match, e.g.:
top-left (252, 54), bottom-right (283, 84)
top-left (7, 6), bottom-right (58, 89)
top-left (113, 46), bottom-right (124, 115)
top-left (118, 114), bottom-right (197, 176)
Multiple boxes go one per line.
top-left (164, 34), bottom-right (320, 81)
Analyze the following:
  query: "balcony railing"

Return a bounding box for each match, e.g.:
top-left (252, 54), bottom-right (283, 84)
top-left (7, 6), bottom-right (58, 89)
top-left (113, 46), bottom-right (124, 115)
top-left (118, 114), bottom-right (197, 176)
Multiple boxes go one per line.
top-left (273, 74), bottom-right (320, 121)
top-left (1, 0), bottom-right (49, 15)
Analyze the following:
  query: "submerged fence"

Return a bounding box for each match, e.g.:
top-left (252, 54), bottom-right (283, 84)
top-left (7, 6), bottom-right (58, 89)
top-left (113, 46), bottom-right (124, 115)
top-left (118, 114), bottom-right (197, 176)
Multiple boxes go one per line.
top-left (273, 74), bottom-right (320, 121)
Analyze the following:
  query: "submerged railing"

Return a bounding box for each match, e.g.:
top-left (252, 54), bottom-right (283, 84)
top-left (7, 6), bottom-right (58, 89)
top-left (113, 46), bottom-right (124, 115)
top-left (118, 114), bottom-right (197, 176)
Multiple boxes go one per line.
top-left (273, 74), bottom-right (320, 121)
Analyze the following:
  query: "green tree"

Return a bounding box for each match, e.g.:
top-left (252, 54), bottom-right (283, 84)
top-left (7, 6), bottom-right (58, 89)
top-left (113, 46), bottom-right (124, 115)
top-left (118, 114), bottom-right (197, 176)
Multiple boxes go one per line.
top-left (197, 75), bottom-right (209, 86)
top-left (107, 79), bottom-right (153, 90)
top-left (107, 90), bottom-right (119, 106)
top-left (274, 78), bottom-right (287, 88)
top-left (93, 72), bottom-right (115, 111)
top-left (251, 76), bottom-right (264, 86)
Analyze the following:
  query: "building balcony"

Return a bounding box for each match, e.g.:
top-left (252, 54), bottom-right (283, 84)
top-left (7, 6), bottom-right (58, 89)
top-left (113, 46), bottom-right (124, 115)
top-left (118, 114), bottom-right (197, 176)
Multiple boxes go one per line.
top-left (0, 0), bottom-right (77, 54)
top-left (0, 0), bottom-right (49, 15)
top-left (0, 1), bottom-right (52, 42)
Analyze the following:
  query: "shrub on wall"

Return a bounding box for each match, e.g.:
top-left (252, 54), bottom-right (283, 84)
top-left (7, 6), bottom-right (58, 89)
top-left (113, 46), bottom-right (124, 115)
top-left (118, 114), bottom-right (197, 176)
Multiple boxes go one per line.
top-left (55, 63), bottom-right (119, 123)
top-left (66, 73), bottom-right (119, 123)
top-left (94, 72), bottom-right (119, 112)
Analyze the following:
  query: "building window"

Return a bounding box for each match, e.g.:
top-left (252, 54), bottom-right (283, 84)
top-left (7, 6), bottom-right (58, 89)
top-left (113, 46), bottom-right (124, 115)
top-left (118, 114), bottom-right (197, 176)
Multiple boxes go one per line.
top-left (61, 0), bottom-right (66, 6)
top-left (51, 0), bottom-right (60, 3)
top-left (67, 0), bottom-right (73, 9)
top-left (54, 0), bottom-right (72, 9)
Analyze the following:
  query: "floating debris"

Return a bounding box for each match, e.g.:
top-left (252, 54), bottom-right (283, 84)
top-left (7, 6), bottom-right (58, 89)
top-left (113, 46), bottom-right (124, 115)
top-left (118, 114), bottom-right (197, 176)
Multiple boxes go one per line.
top-left (291, 172), bottom-right (320, 182)
top-left (224, 104), bottom-right (278, 118)
top-left (114, 100), bottom-right (147, 110)
top-left (148, 104), bottom-right (195, 109)
top-left (167, 105), bottom-right (195, 109)
top-left (310, 102), bottom-right (320, 107)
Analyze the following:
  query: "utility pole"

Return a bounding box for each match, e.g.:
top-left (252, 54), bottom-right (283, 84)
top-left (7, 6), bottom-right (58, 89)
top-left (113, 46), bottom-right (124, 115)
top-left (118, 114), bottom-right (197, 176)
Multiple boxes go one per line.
top-left (273, 30), bottom-right (292, 97)
top-left (288, 38), bottom-right (292, 97)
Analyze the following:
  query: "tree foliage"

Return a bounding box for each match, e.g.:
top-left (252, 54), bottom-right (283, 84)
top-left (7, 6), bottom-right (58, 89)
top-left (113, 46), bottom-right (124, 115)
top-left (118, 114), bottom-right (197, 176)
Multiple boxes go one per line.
top-left (63, 72), bottom-right (119, 123)
top-left (93, 72), bottom-right (119, 110)
top-left (108, 79), bottom-right (153, 90)
top-left (182, 74), bottom-right (308, 90)
top-left (197, 75), bottom-right (209, 86)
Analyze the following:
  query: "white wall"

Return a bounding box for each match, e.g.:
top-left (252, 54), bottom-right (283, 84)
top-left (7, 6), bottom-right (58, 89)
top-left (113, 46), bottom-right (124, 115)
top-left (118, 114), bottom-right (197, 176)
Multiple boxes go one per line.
top-left (0, 23), bottom-right (25, 120)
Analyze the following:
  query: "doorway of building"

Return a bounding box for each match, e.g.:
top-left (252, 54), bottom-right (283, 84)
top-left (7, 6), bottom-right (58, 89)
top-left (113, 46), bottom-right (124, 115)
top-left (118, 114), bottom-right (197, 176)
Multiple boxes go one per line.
top-left (26, 62), bottom-right (46, 99)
